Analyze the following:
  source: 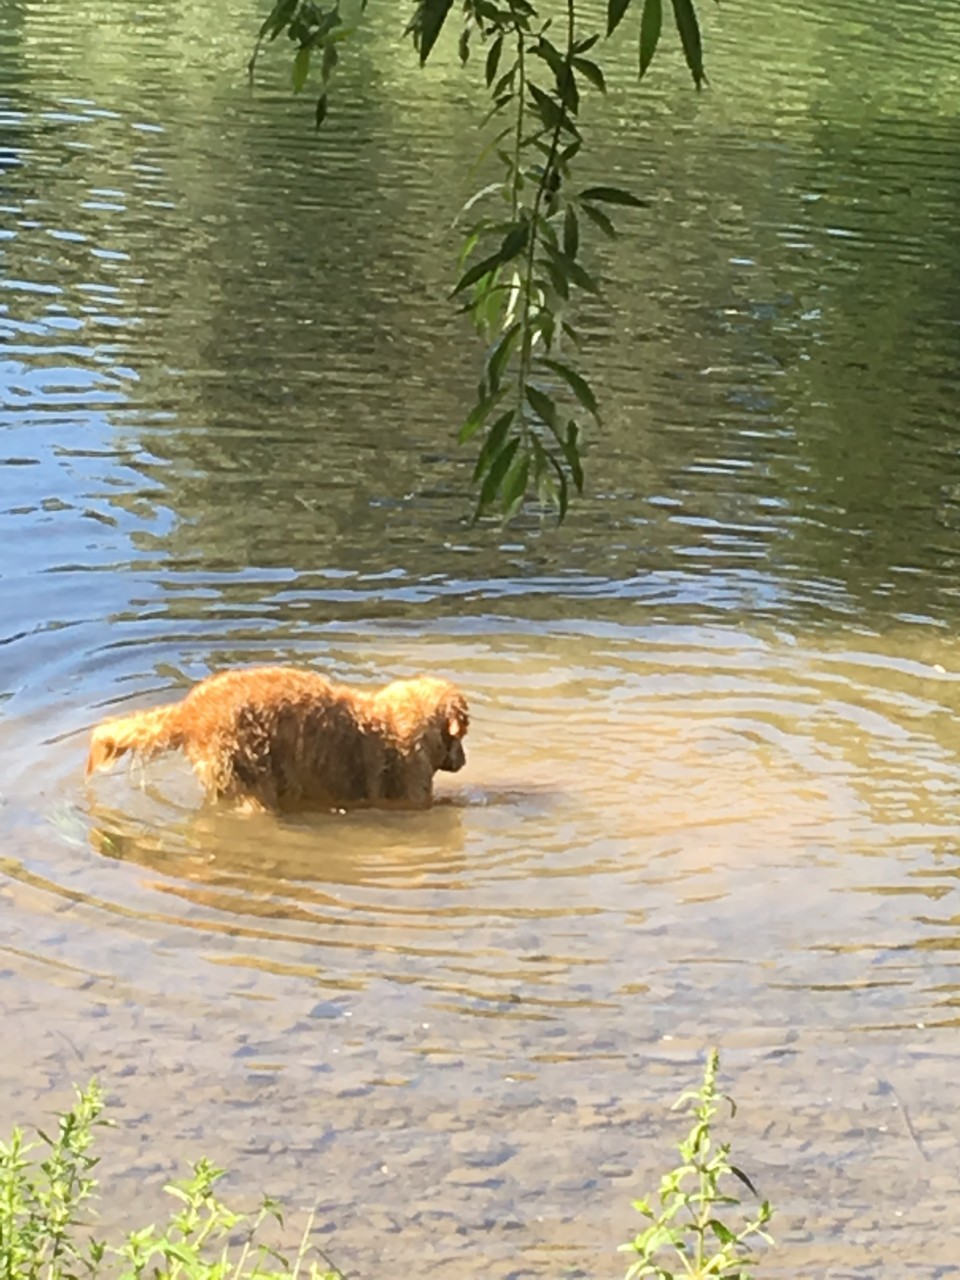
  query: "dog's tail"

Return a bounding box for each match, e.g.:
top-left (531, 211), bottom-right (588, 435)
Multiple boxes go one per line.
top-left (85, 702), bottom-right (185, 777)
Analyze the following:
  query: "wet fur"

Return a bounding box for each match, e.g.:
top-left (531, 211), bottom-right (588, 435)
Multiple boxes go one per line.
top-left (85, 666), bottom-right (469, 813)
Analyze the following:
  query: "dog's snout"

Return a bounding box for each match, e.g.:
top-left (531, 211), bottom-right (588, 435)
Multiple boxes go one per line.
top-left (441, 739), bottom-right (466, 773)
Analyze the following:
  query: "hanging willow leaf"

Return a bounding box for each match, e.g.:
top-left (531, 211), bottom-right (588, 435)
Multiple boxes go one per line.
top-left (417, 0), bottom-right (455, 64)
top-left (528, 82), bottom-right (566, 132)
top-left (572, 56), bottom-right (606, 92)
top-left (539, 254), bottom-right (569, 300)
top-left (558, 70), bottom-right (580, 116)
top-left (478, 437), bottom-right (521, 509)
top-left (639, 0), bottom-right (662, 78)
top-left (546, 449), bottom-right (571, 521)
top-left (487, 322), bottom-right (521, 391)
top-left (542, 357), bottom-right (599, 419)
top-left (292, 46), bottom-right (311, 93)
top-left (534, 37), bottom-right (566, 82)
top-left (573, 34), bottom-right (601, 55)
top-left (453, 251), bottom-right (504, 295)
top-left (563, 205), bottom-right (579, 260)
top-left (501, 453), bottom-right (530, 518)
top-left (561, 421), bottom-right (585, 492)
top-left (671, 0), bottom-right (705, 87)
top-left (315, 93), bottom-right (328, 128)
top-left (579, 185), bottom-right (650, 207)
top-left (564, 256), bottom-right (600, 293)
top-left (321, 42), bottom-right (338, 82)
top-left (526, 385), bottom-right (559, 429)
top-left (492, 63), bottom-right (518, 99)
top-left (499, 220), bottom-right (530, 259)
top-left (579, 202), bottom-right (618, 238)
top-left (472, 409), bottom-right (516, 480)
top-left (257, 0), bottom-right (299, 43)
top-left (485, 34), bottom-right (503, 86)
top-left (453, 220), bottom-right (528, 295)
top-left (458, 389), bottom-right (505, 444)
top-left (607, 0), bottom-right (632, 37)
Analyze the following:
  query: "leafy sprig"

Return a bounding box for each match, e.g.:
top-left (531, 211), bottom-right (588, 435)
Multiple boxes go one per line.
top-left (251, 0), bottom-right (708, 520)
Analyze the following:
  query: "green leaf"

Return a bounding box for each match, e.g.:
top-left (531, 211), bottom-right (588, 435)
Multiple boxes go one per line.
top-left (559, 134), bottom-right (582, 160)
top-left (707, 1219), bottom-right (737, 1245)
top-left (671, 0), bottom-right (705, 87)
top-left (492, 64), bottom-right (517, 98)
top-left (607, 0), bottom-right (632, 37)
top-left (564, 257), bottom-right (600, 293)
top-left (542, 241), bottom-right (599, 294)
top-left (559, 69), bottom-right (580, 116)
top-left (526, 385), bottom-right (558, 429)
top-left (453, 249), bottom-right (503, 295)
top-left (257, 0), bottom-right (299, 43)
top-left (321, 42), bottom-right (338, 82)
top-left (418, 0), bottom-right (455, 63)
top-left (528, 82), bottom-right (565, 133)
top-left (579, 202), bottom-right (618, 238)
top-left (639, 0), bottom-right (662, 77)
top-left (485, 34), bottom-right (503, 85)
top-left (458, 24), bottom-right (471, 65)
top-left (562, 421), bottom-right (584, 492)
top-left (452, 219), bottom-right (527, 295)
top-left (542, 357), bottom-right (599, 419)
top-left (579, 185), bottom-right (649, 207)
top-left (572, 56), bottom-right (606, 92)
top-left (458, 390), bottom-right (505, 444)
top-left (499, 220), bottom-right (530, 260)
top-left (292, 46), bottom-right (311, 93)
top-left (545, 447), bottom-right (571, 521)
top-left (501, 452), bottom-right (530, 518)
top-left (563, 205), bottom-right (579, 259)
top-left (487, 322), bottom-right (521, 390)
top-left (573, 34), bottom-right (601, 55)
top-left (478, 437), bottom-right (521, 509)
top-left (163, 1242), bottom-right (200, 1265)
top-left (315, 93), bottom-right (328, 128)
top-left (472, 409), bottom-right (515, 480)
top-left (534, 37), bottom-right (565, 82)
top-left (730, 1164), bottom-right (761, 1198)
top-left (539, 255), bottom-right (570, 300)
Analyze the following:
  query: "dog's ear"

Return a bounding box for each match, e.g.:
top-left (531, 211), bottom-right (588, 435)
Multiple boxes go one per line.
top-left (442, 691), bottom-right (469, 741)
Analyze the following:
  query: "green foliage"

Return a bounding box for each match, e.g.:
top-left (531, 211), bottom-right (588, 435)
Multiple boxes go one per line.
top-left (249, 2), bottom-right (364, 102)
top-left (115, 1161), bottom-right (338, 1280)
top-left (0, 1064), bottom-right (773, 1279)
top-left (0, 1080), bottom-right (105, 1280)
top-left (0, 1086), bottom-right (340, 1280)
top-left (250, 0), bottom-right (709, 520)
top-left (619, 1050), bottom-right (773, 1280)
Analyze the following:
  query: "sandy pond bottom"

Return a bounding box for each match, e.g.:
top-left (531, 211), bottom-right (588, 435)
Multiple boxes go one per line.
top-left (2, 625), bottom-right (960, 1278)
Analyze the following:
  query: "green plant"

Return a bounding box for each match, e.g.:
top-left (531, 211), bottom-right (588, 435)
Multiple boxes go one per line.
top-left (250, 0), bottom-right (709, 521)
top-left (0, 1080), bottom-right (106, 1280)
top-left (620, 1049), bottom-right (773, 1279)
top-left (0, 1085), bottom-right (339, 1280)
top-left (116, 1160), bottom-right (339, 1280)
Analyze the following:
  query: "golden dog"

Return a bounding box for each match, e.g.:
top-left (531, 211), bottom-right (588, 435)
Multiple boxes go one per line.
top-left (85, 666), bottom-right (469, 813)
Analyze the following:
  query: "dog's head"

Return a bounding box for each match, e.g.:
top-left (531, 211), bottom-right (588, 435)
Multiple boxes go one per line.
top-left (377, 677), bottom-right (470, 773)
top-left (432, 684), bottom-right (469, 773)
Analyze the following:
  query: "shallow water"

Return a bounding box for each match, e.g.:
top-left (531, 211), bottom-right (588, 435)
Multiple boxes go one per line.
top-left (4, 1), bottom-right (960, 1276)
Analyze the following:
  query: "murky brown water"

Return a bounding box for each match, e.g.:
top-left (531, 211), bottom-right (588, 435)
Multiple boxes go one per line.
top-left (3, 1), bottom-right (960, 1276)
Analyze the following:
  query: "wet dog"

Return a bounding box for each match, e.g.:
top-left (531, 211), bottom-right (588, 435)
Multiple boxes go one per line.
top-left (85, 666), bottom-right (469, 813)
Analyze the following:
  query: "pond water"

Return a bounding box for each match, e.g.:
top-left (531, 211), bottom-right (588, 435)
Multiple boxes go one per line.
top-left (3, 0), bottom-right (960, 1275)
